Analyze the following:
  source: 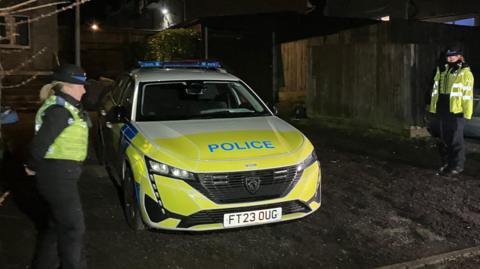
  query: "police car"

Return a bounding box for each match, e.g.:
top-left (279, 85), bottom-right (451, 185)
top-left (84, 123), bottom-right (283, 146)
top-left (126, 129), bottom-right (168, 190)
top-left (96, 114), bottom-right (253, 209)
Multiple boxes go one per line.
top-left (465, 94), bottom-right (480, 138)
top-left (97, 60), bottom-right (321, 231)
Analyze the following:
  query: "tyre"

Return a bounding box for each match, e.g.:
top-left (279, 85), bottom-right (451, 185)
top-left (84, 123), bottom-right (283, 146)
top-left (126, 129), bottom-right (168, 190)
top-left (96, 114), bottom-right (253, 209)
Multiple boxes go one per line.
top-left (123, 167), bottom-right (145, 230)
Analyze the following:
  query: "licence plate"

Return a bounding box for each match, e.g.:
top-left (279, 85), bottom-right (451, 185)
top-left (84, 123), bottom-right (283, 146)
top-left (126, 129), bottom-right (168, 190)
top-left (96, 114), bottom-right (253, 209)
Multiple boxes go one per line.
top-left (223, 207), bottom-right (282, 228)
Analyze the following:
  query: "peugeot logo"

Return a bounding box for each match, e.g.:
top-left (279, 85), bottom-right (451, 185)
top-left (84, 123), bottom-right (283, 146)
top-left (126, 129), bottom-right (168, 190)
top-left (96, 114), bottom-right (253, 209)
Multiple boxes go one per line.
top-left (244, 177), bottom-right (261, 194)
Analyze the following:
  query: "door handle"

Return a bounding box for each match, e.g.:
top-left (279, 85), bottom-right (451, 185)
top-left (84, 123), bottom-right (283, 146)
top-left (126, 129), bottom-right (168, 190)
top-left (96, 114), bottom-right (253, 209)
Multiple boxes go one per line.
top-left (105, 122), bottom-right (113, 129)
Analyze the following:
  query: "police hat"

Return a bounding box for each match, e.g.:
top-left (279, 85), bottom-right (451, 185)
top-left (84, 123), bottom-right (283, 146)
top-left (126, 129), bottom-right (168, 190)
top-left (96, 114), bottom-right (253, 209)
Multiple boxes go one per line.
top-left (446, 49), bottom-right (463, 57)
top-left (52, 64), bottom-right (88, 85)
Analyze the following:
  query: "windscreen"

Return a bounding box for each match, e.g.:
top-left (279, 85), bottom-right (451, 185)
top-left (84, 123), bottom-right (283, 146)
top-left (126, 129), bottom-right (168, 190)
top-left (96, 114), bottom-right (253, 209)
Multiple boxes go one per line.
top-left (137, 81), bottom-right (271, 121)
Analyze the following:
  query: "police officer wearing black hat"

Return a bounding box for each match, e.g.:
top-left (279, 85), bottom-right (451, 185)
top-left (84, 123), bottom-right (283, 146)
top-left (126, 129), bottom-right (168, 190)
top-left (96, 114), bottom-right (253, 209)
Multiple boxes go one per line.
top-left (429, 48), bottom-right (475, 176)
top-left (25, 64), bottom-right (90, 269)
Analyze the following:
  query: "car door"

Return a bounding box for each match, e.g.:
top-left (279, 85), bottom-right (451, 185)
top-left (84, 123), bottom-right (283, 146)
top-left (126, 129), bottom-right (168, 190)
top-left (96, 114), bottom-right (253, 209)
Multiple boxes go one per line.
top-left (465, 96), bottom-right (480, 138)
top-left (111, 78), bottom-right (135, 175)
top-left (99, 75), bottom-right (128, 176)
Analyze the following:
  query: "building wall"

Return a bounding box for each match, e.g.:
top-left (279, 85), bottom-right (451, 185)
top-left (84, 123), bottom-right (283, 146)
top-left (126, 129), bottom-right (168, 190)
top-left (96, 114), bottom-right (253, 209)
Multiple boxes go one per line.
top-left (1, 0), bottom-right (58, 74)
top-left (1, 0), bottom-right (59, 111)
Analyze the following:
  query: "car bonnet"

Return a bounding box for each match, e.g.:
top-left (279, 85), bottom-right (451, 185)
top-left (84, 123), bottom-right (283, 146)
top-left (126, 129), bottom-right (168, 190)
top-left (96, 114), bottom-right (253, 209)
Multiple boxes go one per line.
top-left (134, 116), bottom-right (305, 162)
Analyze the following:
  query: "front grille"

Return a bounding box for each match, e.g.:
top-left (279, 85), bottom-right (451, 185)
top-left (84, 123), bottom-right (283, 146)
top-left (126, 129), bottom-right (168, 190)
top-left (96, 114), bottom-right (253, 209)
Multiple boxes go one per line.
top-left (187, 165), bottom-right (303, 204)
top-left (177, 200), bottom-right (311, 228)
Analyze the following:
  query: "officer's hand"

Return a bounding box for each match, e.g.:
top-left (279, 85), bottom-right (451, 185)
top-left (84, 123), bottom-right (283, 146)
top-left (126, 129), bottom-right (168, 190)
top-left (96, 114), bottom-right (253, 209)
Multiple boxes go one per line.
top-left (24, 166), bottom-right (36, 176)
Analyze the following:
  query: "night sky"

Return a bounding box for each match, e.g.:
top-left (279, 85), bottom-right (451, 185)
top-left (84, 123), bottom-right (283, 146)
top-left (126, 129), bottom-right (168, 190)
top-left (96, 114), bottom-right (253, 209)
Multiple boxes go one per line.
top-left (59, 0), bottom-right (124, 25)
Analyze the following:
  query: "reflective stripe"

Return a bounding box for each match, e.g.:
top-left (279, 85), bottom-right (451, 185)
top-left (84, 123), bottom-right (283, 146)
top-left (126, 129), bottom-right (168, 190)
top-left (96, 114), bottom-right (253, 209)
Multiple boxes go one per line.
top-left (452, 83), bottom-right (464, 88)
top-left (463, 96), bottom-right (473, 100)
top-left (450, 92), bottom-right (463, 97)
top-left (463, 86), bottom-right (473, 91)
top-left (431, 90), bottom-right (438, 96)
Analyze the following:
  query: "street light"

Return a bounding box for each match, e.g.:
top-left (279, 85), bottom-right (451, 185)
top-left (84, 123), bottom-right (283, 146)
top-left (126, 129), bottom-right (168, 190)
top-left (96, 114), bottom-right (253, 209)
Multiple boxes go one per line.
top-left (90, 22), bottom-right (99, 32)
top-left (161, 8), bottom-right (171, 27)
top-left (162, 1), bottom-right (186, 23)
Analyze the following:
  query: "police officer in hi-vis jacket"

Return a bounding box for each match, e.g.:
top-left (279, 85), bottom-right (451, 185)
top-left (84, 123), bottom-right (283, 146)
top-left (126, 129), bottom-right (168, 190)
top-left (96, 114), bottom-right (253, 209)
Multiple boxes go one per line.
top-left (25, 64), bottom-right (90, 269)
top-left (429, 49), bottom-right (474, 176)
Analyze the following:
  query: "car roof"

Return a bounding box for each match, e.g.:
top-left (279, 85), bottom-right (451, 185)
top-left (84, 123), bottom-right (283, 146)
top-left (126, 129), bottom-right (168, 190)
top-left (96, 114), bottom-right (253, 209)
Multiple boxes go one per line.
top-left (130, 68), bottom-right (241, 83)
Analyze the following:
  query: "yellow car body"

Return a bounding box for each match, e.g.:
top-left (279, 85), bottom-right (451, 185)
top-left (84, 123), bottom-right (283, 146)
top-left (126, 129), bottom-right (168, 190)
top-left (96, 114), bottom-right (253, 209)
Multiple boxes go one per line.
top-left (98, 61), bottom-right (321, 231)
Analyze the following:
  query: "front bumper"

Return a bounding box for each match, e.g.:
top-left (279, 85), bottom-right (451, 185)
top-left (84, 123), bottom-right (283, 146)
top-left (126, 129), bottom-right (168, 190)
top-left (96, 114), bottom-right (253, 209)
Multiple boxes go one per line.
top-left (139, 163), bottom-right (321, 231)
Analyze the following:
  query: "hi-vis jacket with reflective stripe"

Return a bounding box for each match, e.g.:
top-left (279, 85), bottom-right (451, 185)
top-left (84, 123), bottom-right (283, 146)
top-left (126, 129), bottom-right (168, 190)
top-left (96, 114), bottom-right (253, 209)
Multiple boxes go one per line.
top-left (35, 95), bottom-right (89, 161)
top-left (429, 64), bottom-right (474, 119)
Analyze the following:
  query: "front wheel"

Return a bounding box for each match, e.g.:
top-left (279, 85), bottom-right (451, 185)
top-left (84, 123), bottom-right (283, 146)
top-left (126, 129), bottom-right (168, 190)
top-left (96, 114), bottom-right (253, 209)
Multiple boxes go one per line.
top-left (123, 167), bottom-right (145, 230)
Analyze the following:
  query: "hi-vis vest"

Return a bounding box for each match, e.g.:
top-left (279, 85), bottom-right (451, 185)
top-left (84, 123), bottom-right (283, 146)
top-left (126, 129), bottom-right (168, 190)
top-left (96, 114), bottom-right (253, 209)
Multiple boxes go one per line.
top-left (35, 95), bottom-right (89, 161)
top-left (429, 64), bottom-right (474, 119)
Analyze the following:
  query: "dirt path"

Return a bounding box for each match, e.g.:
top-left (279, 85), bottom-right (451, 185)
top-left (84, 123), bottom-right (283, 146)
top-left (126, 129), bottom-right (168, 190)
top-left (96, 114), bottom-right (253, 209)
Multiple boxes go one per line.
top-left (1, 114), bottom-right (480, 268)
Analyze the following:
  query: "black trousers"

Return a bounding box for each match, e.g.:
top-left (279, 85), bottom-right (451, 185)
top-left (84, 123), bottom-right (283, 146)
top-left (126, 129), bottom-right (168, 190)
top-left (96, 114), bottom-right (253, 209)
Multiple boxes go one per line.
top-left (435, 115), bottom-right (466, 170)
top-left (33, 162), bottom-right (86, 269)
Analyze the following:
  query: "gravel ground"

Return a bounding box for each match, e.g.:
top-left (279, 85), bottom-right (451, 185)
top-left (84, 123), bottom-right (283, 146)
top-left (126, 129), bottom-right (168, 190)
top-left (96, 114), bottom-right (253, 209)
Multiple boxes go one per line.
top-left (1, 113), bottom-right (480, 269)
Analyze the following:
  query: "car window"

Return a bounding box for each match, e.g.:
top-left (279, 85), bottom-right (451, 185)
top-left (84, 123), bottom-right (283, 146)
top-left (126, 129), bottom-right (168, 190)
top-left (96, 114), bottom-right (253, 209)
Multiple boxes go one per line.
top-left (136, 81), bottom-right (270, 121)
top-left (120, 79), bottom-right (135, 117)
top-left (111, 76), bottom-right (129, 104)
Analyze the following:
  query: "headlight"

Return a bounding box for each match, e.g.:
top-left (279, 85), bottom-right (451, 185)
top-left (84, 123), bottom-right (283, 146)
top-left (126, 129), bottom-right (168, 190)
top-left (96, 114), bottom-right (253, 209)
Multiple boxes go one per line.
top-left (296, 150), bottom-right (318, 172)
top-left (146, 156), bottom-right (196, 181)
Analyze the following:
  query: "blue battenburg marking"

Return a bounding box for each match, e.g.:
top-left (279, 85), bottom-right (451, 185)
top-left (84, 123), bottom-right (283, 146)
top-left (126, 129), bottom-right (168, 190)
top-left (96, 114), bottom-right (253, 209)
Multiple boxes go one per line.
top-left (120, 123), bottom-right (139, 152)
top-left (135, 181), bottom-right (141, 206)
top-left (121, 123), bottom-right (139, 140)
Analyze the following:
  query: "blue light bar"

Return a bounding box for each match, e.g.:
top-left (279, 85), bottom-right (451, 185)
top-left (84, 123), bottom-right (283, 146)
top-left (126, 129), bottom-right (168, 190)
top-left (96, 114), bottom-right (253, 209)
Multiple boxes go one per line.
top-left (137, 61), bottom-right (163, 68)
top-left (137, 60), bottom-right (222, 69)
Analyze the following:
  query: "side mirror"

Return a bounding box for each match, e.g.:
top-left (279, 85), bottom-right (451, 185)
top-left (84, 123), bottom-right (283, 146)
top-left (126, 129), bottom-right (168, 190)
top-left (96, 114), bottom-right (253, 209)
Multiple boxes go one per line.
top-left (0, 109), bottom-right (19, 125)
top-left (271, 105), bottom-right (279, 115)
top-left (265, 102), bottom-right (278, 115)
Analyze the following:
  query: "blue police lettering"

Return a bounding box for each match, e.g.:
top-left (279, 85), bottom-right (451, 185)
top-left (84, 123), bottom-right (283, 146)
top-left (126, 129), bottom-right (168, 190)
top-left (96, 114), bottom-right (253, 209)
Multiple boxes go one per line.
top-left (234, 142), bottom-right (247, 150)
top-left (208, 144), bottom-right (219, 152)
top-left (263, 141), bottom-right (275, 149)
top-left (251, 141), bottom-right (262, 149)
top-left (221, 143), bottom-right (234, 151)
top-left (208, 140), bottom-right (276, 152)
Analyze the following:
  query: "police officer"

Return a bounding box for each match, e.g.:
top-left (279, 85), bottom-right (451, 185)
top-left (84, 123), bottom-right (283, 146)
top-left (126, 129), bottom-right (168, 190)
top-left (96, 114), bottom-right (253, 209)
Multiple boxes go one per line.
top-left (429, 48), bottom-right (474, 176)
top-left (25, 64), bottom-right (90, 269)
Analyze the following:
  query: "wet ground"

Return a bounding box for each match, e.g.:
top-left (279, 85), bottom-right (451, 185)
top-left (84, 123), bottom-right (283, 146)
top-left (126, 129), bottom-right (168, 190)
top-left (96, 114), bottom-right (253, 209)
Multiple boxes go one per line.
top-left (1, 113), bottom-right (480, 269)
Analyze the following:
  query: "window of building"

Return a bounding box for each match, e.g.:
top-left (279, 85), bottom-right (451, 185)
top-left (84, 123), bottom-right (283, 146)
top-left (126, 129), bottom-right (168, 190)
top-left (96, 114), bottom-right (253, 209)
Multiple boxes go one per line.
top-left (0, 15), bottom-right (30, 48)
